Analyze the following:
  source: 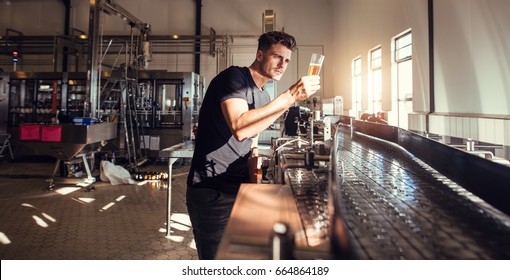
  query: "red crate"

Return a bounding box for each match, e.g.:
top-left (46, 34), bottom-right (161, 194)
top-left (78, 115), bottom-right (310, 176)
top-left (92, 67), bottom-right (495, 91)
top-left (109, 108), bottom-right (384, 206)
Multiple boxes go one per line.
top-left (41, 125), bottom-right (62, 142)
top-left (20, 124), bottom-right (41, 141)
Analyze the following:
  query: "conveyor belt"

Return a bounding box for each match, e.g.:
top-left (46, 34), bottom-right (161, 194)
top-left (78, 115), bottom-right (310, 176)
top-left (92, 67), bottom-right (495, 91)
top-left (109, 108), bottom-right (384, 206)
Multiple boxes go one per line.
top-left (333, 129), bottom-right (510, 259)
top-left (285, 168), bottom-right (329, 247)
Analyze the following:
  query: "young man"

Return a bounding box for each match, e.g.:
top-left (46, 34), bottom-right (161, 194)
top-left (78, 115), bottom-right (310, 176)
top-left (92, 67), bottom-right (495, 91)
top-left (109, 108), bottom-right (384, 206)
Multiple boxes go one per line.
top-left (186, 31), bottom-right (321, 259)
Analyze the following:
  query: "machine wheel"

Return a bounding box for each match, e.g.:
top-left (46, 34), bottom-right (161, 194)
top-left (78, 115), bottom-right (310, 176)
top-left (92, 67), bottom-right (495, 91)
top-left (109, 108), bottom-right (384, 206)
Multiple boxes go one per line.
top-left (86, 185), bottom-right (96, 192)
top-left (46, 183), bottom-right (55, 191)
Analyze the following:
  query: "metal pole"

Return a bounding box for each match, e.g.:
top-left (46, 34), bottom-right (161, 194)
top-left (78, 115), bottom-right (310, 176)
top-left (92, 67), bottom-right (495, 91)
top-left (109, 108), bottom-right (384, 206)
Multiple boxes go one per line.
top-left (86, 0), bottom-right (101, 117)
top-left (166, 158), bottom-right (178, 237)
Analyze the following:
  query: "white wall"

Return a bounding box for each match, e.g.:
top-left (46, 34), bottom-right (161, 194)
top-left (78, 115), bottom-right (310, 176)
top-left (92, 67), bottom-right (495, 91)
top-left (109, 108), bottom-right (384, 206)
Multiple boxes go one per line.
top-left (331, 0), bottom-right (429, 113)
top-left (0, 0), bottom-right (65, 36)
top-left (434, 0), bottom-right (510, 115)
top-left (430, 0), bottom-right (510, 158)
top-left (331, 0), bottom-right (510, 159)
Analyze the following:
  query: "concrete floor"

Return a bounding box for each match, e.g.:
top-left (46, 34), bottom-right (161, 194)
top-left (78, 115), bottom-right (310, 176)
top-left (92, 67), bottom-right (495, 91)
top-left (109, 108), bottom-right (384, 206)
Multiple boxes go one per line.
top-left (0, 156), bottom-right (198, 260)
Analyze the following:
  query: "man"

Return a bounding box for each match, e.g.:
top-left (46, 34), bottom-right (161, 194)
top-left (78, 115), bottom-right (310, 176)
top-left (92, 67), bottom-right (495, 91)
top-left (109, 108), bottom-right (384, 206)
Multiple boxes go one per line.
top-left (186, 31), bottom-right (321, 259)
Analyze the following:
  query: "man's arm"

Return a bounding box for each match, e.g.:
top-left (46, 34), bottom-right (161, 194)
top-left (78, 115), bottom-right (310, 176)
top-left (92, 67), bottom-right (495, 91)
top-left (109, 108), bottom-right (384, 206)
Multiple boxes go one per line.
top-left (221, 75), bottom-right (320, 142)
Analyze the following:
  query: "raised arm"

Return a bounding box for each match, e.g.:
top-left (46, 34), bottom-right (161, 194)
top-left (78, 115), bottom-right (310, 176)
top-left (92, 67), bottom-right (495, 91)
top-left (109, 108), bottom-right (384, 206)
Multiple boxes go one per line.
top-left (221, 75), bottom-right (321, 142)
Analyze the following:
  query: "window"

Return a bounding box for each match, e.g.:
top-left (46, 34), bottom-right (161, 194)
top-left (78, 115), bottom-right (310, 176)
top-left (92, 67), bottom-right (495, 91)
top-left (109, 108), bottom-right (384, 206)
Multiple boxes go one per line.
top-left (369, 47), bottom-right (382, 114)
top-left (351, 57), bottom-right (362, 118)
top-left (392, 30), bottom-right (412, 129)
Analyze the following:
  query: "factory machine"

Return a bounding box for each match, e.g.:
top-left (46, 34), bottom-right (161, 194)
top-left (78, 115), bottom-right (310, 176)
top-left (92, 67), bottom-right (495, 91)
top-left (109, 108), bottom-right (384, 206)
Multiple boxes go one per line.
top-left (3, 70), bottom-right (203, 189)
top-left (0, 0), bottom-right (206, 190)
top-left (3, 71), bottom-right (118, 190)
top-left (217, 107), bottom-right (510, 260)
top-left (113, 70), bottom-right (204, 159)
top-left (4, 70), bottom-right (203, 157)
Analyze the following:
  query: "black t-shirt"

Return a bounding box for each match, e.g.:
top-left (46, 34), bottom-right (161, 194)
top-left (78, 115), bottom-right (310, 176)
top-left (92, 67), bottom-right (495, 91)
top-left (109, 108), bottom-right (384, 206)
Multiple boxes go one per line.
top-left (187, 66), bottom-right (271, 192)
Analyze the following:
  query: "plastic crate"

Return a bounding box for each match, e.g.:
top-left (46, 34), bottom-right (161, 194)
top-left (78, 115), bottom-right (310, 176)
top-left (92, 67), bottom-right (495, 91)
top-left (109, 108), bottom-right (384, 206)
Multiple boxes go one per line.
top-left (20, 124), bottom-right (41, 141)
top-left (41, 125), bottom-right (62, 142)
top-left (73, 117), bottom-right (98, 125)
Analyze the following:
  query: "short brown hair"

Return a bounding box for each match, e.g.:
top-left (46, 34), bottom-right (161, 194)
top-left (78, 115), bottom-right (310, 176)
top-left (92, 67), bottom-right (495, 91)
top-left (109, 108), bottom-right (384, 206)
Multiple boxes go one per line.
top-left (258, 31), bottom-right (297, 53)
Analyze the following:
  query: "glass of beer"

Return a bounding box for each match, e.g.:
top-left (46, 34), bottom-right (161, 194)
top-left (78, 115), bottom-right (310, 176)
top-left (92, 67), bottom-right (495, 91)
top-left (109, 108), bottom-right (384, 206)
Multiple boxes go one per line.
top-left (308, 53), bottom-right (325, 75)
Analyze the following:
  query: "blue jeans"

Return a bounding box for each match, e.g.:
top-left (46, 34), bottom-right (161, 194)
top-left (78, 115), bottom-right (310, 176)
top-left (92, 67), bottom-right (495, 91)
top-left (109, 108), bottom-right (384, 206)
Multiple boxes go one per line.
top-left (186, 186), bottom-right (237, 260)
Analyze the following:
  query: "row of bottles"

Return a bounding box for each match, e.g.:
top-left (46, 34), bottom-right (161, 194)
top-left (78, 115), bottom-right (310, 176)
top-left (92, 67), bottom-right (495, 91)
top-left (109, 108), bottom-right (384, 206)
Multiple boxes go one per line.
top-left (133, 171), bottom-right (169, 181)
top-left (9, 106), bottom-right (54, 114)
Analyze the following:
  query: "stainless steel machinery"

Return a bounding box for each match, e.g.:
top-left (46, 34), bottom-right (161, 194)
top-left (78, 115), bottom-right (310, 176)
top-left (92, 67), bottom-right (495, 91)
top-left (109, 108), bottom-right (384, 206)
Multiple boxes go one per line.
top-left (99, 70), bottom-right (204, 160)
top-left (21, 122), bottom-right (117, 191)
top-left (5, 70), bottom-right (203, 159)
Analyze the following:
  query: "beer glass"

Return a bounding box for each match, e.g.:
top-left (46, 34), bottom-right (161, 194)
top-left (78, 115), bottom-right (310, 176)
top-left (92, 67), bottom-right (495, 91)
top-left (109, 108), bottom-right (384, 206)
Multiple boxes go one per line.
top-left (308, 53), bottom-right (325, 75)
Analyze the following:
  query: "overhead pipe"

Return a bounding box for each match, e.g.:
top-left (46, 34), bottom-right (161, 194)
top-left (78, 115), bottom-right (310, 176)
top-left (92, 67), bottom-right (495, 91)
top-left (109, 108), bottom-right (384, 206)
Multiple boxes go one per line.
top-left (0, 34), bottom-right (229, 56)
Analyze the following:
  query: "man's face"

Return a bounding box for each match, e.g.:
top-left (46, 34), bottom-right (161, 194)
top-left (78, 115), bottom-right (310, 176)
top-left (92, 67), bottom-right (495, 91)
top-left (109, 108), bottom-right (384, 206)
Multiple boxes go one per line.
top-left (257, 43), bottom-right (292, 81)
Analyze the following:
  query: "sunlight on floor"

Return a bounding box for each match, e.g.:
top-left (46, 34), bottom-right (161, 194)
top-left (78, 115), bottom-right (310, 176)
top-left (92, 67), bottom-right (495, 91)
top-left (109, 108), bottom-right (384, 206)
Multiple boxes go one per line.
top-left (161, 212), bottom-right (195, 246)
top-left (100, 202), bottom-right (115, 211)
top-left (74, 197), bottom-right (95, 204)
top-left (166, 235), bottom-right (184, 242)
top-left (0, 232), bottom-right (11, 245)
top-left (188, 239), bottom-right (196, 250)
top-left (171, 213), bottom-right (191, 227)
top-left (100, 194), bottom-right (128, 211)
top-left (55, 187), bottom-right (81, 195)
top-left (41, 212), bottom-right (56, 223)
top-left (32, 215), bottom-right (48, 228)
